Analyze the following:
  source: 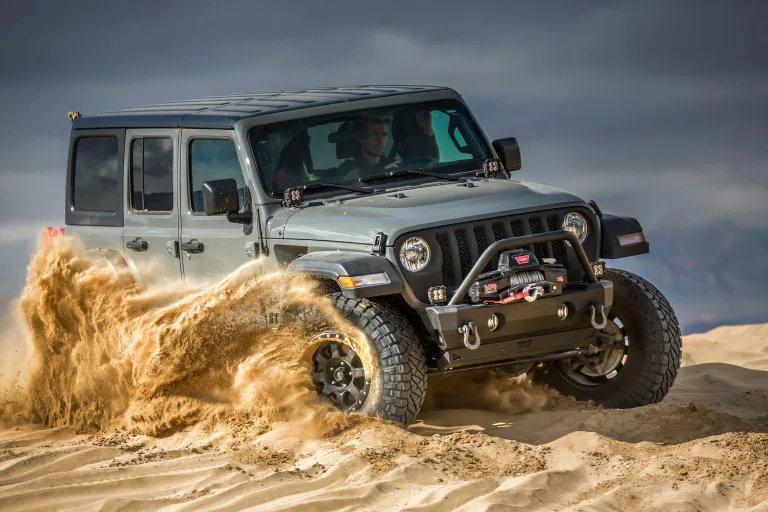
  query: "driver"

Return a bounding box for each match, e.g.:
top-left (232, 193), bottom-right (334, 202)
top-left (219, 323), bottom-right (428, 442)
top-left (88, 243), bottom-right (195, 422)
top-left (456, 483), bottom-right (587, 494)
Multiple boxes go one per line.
top-left (338, 117), bottom-right (393, 179)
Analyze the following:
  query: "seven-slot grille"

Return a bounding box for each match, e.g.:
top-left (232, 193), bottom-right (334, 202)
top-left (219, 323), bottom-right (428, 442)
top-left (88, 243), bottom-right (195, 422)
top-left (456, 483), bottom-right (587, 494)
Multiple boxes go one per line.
top-left (397, 208), bottom-right (597, 297)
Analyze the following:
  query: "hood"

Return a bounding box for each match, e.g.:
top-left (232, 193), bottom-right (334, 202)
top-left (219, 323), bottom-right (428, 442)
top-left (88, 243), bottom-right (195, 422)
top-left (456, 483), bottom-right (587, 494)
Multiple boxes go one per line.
top-left (281, 179), bottom-right (588, 245)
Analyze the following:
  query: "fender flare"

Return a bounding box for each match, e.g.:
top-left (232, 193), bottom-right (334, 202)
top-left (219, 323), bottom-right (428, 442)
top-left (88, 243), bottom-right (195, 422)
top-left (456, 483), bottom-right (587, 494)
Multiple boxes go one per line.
top-left (286, 251), bottom-right (404, 298)
top-left (600, 214), bottom-right (650, 259)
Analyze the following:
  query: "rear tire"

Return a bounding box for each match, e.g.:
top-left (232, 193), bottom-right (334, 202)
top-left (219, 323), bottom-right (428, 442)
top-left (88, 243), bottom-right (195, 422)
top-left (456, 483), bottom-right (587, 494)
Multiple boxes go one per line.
top-left (313, 294), bottom-right (428, 426)
top-left (532, 268), bottom-right (682, 407)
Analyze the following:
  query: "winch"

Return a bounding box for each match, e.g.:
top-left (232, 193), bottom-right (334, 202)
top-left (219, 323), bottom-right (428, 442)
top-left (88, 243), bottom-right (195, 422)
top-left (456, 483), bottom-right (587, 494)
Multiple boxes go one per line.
top-left (468, 249), bottom-right (567, 304)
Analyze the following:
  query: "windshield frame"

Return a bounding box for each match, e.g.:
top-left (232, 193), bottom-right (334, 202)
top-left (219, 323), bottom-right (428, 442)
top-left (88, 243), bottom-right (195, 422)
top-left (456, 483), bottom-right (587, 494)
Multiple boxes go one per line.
top-left (243, 96), bottom-right (495, 199)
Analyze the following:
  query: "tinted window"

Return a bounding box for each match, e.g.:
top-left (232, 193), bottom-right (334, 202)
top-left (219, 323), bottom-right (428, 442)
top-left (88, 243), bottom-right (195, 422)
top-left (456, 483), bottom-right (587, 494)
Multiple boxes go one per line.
top-left (72, 137), bottom-right (120, 212)
top-left (248, 99), bottom-right (490, 196)
top-left (189, 139), bottom-right (245, 213)
top-left (131, 138), bottom-right (174, 212)
top-left (431, 110), bottom-right (473, 162)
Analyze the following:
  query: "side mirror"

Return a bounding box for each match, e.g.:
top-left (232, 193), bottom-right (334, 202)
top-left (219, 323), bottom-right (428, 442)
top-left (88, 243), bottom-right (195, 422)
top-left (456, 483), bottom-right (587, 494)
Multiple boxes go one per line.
top-left (202, 178), bottom-right (239, 215)
top-left (492, 137), bottom-right (522, 172)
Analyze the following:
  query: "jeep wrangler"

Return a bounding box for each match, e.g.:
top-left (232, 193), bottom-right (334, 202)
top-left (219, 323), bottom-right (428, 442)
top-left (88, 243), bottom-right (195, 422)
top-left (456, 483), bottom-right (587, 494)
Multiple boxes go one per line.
top-left (59, 85), bottom-right (681, 426)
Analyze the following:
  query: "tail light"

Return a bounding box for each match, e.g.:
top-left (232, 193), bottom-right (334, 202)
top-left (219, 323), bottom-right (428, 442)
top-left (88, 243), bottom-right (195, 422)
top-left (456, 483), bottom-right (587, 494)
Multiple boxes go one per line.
top-left (43, 227), bottom-right (65, 246)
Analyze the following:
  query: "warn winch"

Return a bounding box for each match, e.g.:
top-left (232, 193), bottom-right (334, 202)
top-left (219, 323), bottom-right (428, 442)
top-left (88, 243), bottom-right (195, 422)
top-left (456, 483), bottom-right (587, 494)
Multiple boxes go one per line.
top-left (468, 249), bottom-right (567, 305)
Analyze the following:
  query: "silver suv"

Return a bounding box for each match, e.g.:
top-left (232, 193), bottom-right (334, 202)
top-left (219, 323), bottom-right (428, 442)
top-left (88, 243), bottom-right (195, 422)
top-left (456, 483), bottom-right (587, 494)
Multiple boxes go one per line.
top-left (61, 85), bottom-right (682, 426)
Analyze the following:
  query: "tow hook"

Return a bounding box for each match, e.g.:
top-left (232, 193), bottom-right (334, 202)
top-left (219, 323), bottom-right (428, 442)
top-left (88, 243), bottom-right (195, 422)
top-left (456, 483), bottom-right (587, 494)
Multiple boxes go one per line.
top-left (458, 321), bottom-right (481, 350)
top-left (523, 284), bottom-right (545, 303)
top-left (589, 303), bottom-right (609, 330)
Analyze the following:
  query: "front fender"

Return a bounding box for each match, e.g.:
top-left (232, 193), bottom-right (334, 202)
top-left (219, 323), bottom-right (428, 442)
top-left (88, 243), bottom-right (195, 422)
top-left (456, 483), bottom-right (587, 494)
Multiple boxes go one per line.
top-left (286, 251), bottom-right (404, 298)
top-left (600, 214), bottom-right (650, 259)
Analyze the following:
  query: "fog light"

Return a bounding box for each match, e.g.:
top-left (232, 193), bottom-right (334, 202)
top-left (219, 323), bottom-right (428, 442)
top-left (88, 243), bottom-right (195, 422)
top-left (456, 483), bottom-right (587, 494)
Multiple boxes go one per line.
top-left (428, 285), bottom-right (448, 305)
top-left (488, 313), bottom-right (500, 331)
top-left (557, 304), bottom-right (570, 321)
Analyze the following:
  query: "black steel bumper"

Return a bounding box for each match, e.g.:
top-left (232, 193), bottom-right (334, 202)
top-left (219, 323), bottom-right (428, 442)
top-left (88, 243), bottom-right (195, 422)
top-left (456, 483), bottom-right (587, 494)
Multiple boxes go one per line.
top-left (424, 230), bottom-right (613, 370)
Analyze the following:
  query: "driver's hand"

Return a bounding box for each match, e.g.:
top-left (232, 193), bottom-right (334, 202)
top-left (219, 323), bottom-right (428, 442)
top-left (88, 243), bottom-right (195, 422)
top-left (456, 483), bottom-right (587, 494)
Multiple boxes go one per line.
top-left (384, 158), bottom-right (402, 169)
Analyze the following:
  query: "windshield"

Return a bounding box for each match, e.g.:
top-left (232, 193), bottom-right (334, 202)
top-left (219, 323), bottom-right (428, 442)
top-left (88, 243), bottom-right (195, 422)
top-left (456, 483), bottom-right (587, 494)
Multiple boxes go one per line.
top-left (247, 99), bottom-right (492, 196)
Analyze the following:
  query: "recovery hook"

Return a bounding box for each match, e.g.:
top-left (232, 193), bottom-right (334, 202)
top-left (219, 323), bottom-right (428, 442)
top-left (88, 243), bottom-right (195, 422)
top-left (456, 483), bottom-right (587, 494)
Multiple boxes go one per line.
top-left (589, 303), bottom-right (609, 330)
top-left (458, 321), bottom-right (481, 350)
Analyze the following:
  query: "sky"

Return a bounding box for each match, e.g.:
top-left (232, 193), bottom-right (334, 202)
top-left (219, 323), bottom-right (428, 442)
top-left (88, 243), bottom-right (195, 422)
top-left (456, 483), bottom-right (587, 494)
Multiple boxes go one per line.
top-left (1, 0), bottom-right (766, 333)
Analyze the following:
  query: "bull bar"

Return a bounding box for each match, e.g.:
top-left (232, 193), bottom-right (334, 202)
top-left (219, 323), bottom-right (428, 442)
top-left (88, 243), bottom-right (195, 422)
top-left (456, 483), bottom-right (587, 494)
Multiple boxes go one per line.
top-left (425, 230), bottom-right (612, 370)
top-left (448, 230), bottom-right (598, 305)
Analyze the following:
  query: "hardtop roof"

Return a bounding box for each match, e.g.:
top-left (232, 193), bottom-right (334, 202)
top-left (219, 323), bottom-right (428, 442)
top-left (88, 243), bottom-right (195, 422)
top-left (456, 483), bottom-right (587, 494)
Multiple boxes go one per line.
top-left (72, 85), bottom-right (455, 130)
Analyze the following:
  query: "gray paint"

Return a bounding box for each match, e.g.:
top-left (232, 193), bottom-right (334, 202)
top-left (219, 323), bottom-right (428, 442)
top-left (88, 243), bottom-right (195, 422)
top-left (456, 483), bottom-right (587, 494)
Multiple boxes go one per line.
top-left (281, 179), bottom-right (586, 245)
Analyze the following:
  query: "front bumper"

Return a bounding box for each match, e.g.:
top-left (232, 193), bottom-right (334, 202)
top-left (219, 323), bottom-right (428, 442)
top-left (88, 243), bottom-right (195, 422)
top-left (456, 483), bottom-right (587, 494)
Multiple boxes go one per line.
top-left (426, 280), bottom-right (613, 369)
top-left (424, 230), bottom-right (613, 370)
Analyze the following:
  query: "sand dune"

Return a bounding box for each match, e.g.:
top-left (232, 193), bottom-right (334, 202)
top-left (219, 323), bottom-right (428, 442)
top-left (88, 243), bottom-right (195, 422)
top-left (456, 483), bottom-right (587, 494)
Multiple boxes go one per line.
top-left (1, 324), bottom-right (767, 511)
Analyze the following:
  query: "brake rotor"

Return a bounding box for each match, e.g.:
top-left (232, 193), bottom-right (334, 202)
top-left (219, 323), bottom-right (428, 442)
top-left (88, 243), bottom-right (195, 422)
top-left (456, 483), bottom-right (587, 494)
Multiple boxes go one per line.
top-left (580, 319), bottom-right (626, 377)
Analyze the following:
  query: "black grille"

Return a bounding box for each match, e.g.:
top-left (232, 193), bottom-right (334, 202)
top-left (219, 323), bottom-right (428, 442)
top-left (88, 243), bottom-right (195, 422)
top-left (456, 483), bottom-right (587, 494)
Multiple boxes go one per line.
top-left (396, 207), bottom-right (598, 302)
top-left (455, 229), bottom-right (473, 279)
top-left (528, 217), bottom-right (547, 261)
top-left (492, 222), bottom-right (506, 241)
top-left (511, 219), bottom-right (525, 237)
top-left (473, 226), bottom-right (490, 255)
top-left (547, 214), bottom-right (567, 264)
top-left (436, 233), bottom-right (455, 286)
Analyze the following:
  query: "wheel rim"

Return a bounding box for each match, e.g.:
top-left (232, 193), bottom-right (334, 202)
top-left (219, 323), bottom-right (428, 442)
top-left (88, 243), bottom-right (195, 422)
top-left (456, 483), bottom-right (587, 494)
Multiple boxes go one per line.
top-left (556, 310), bottom-right (630, 387)
top-left (310, 332), bottom-right (370, 412)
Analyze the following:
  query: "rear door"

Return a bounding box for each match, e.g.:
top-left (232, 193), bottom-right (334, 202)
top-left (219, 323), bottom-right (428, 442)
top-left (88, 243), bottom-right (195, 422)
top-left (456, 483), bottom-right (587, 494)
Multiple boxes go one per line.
top-left (122, 129), bottom-right (182, 286)
top-left (179, 129), bottom-right (259, 287)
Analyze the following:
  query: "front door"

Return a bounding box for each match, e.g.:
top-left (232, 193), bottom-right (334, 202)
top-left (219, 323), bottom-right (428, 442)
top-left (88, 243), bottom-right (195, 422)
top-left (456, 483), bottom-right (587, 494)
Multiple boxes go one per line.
top-left (122, 129), bottom-right (183, 287)
top-left (179, 129), bottom-right (259, 287)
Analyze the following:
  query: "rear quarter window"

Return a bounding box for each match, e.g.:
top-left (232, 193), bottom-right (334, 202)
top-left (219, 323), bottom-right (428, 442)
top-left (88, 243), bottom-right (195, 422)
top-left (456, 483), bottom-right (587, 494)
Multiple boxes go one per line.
top-left (72, 136), bottom-right (120, 212)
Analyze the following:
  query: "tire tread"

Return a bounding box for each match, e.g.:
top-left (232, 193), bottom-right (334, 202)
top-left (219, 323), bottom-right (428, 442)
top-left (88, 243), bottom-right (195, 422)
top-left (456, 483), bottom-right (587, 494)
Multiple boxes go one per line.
top-left (329, 294), bottom-right (427, 426)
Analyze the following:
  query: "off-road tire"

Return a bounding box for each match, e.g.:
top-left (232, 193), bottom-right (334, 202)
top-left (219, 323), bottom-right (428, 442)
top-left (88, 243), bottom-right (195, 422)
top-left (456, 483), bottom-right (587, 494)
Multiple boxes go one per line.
top-left (532, 268), bottom-right (682, 407)
top-left (328, 294), bottom-right (428, 426)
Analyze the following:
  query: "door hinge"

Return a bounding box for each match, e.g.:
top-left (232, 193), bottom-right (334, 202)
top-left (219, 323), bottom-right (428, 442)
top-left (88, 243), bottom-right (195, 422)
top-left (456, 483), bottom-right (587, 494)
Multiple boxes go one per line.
top-left (166, 240), bottom-right (179, 258)
top-left (372, 232), bottom-right (387, 256)
top-left (245, 241), bottom-right (257, 258)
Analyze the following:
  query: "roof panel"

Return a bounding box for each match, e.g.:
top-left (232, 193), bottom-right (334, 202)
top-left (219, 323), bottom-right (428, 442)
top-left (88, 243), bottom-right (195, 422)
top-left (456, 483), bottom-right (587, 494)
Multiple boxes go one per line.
top-left (72, 85), bottom-right (453, 130)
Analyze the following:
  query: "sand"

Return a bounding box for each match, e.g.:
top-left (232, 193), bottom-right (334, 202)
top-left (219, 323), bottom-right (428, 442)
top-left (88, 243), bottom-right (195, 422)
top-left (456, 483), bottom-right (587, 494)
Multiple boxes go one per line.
top-left (1, 239), bottom-right (767, 511)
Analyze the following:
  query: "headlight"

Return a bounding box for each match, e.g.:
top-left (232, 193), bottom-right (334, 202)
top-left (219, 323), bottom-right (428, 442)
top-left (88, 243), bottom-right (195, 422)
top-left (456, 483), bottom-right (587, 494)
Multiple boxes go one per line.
top-left (399, 237), bottom-right (431, 272)
top-left (563, 212), bottom-right (589, 243)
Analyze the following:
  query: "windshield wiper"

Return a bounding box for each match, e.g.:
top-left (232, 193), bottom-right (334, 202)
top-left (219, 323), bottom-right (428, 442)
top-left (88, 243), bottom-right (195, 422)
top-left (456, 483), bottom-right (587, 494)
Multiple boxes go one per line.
top-left (358, 168), bottom-right (465, 184)
top-left (272, 181), bottom-right (373, 197)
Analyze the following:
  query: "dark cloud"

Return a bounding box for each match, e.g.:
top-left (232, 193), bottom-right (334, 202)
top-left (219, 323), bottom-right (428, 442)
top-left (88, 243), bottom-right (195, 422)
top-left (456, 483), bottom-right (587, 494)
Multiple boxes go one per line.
top-left (0, 0), bottom-right (766, 331)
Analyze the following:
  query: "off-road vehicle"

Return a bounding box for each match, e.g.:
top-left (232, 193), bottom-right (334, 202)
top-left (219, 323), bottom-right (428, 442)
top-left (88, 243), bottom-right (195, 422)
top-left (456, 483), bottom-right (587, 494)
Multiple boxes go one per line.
top-left (57, 85), bottom-right (682, 426)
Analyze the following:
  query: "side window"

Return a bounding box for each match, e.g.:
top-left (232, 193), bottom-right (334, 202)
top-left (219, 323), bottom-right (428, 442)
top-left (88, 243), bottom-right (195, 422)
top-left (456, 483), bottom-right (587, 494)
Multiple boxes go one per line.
top-left (431, 111), bottom-right (473, 163)
top-left (130, 138), bottom-right (174, 212)
top-left (72, 137), bottom-right (120, 212)
top-left (189, 139), bottom-right (245, 213)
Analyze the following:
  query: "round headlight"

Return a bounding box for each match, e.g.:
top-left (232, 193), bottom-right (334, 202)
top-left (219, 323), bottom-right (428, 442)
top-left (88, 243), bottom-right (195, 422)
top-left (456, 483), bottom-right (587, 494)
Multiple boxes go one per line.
top-left (399, 237), bottom-right (431, 272)
top-left (563, 212), bottom-right (589, 243)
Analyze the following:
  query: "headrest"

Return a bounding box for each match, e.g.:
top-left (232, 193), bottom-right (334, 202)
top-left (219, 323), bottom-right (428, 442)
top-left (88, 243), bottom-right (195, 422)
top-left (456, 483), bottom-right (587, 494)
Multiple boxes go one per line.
top-left (330, 120), bottom-right (365, 159)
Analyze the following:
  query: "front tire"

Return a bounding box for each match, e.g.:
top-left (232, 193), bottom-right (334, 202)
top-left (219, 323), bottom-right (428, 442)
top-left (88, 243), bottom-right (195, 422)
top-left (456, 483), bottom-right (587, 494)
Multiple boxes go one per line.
top-left (310, 294), bottom-right (428, 426)
top-left (532, 268), bottom-right (682, 407)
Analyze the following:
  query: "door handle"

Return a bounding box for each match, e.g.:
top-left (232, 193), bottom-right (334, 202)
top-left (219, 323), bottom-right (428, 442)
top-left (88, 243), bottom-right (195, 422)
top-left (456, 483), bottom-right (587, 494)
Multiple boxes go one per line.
top-left (126, 238), bottom-right (148, 252)
top-left (180, 240), bottom-right (204, 254)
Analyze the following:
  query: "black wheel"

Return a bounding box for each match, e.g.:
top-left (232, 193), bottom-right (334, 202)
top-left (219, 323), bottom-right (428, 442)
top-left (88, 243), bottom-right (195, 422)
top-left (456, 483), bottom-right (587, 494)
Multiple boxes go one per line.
top-left (532, 268), bottom-right (682, 407)
top-left (307, 294), bottom-right (428, 426)
top-left (310, 332), bottom-right (371, 413)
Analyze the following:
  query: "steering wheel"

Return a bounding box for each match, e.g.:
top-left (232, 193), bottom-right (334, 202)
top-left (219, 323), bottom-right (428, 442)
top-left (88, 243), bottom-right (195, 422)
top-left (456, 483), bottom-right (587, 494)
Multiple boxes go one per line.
top-left (337, 165), bottom-right (362, 183)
